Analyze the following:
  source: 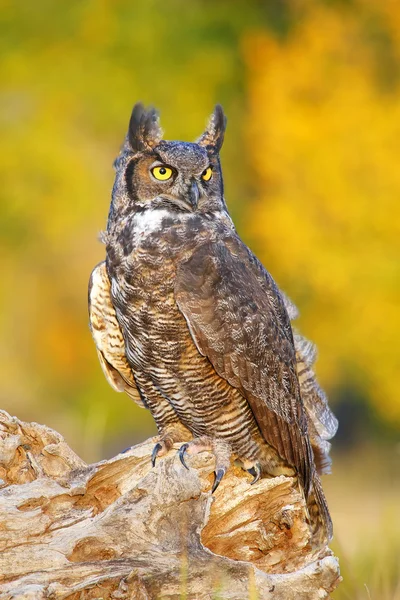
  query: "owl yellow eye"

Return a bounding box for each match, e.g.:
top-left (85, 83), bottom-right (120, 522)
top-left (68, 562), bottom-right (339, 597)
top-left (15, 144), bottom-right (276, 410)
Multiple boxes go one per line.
top-left (201, 166), bottom-right (212, 181)
top-left (151, 165), bottom-right (173, 181)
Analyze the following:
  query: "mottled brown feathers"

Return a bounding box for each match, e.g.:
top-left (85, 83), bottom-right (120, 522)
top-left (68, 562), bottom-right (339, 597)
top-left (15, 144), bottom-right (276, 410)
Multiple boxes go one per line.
top-left (293, 332), bottom-right (338, 475)
top-left (88, 261), bottom-right (143, 406)
top-left (88, 103), bottom-right (337, 545)
top-left (175, 239), bottom-right (313, 496)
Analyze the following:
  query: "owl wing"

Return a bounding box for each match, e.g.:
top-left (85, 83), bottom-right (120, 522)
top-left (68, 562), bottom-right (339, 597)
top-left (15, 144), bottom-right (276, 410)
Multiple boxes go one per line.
top-left (292, 332), bottom-right (338, 475)
top-left (293, 333), bottom-right (338, 440)
top-left (246, 266), bottom-right (338, 473)
top-left (175, 238), bottom-right (314, 495)
top-left (88, 261), bottom-right (144, 406)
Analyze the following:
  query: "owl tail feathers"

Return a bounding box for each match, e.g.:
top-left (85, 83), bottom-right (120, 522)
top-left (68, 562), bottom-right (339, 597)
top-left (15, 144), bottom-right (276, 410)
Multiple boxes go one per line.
top-left (306, 472), bottom-right (333, 547)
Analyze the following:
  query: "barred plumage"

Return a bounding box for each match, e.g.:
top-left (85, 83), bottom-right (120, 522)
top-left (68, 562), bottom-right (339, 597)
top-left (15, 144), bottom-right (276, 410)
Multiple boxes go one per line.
top-left (89, 103), bottom-right (338, 544)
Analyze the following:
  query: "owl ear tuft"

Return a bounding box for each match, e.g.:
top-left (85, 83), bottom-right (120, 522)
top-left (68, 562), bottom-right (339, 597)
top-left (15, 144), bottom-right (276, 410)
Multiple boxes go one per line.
top-left (128, 103), bottom-right (163, 152)
top-left (197, 105), bottom-right (227, 152)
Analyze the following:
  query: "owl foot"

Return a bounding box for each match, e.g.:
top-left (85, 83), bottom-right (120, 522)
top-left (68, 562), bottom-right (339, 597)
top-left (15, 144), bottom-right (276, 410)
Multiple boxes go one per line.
top-left (151, 424), bottom-right (192, 467)
top-left (151, 436), bottom-right (174, 467)
top-left (212, 468), bottom-right (226, 493)
top-left (178, 443), bottom-right (190, 470)
top-left (151, 443), bottom-right (163, 467)
top-left (247, 462), bottom-right (262, 485)
top-left (177, 436), bottom-right (231, 494)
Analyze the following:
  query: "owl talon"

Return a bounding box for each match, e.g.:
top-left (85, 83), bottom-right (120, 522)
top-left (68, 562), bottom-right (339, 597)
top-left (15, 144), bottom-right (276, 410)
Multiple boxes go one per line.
top-left (211, 468), bottom-right (226, 494)
top-left (151, 442), bottom-right (163, 467)
top-left (178, 443), bottom-right (190, 470)
top-left (247, 462), bottom-right (261, 485)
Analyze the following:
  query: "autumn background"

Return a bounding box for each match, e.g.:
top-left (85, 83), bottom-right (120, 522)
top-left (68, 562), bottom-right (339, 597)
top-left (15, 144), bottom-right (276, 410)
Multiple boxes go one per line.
top-left (1, 0), bottom-right (399, 598)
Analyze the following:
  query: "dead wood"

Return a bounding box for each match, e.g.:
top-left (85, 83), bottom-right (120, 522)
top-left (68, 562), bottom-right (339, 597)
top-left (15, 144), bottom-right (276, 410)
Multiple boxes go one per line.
top-left (0, 410), bottom-right (341, 599)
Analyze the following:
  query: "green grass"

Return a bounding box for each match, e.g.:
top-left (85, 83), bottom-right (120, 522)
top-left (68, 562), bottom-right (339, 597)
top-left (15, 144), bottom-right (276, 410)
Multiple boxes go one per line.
top-left (326, 445), bottom-right (400, 599)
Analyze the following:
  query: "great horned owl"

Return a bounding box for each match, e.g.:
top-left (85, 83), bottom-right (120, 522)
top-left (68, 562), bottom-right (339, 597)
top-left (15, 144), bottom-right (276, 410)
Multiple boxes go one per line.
top-left (89, 103), bottom-right (338, 542)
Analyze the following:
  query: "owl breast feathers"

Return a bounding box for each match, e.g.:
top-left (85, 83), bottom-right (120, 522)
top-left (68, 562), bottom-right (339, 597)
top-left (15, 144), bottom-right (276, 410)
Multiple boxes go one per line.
top-left (88, 103), bottom-right (338, 544)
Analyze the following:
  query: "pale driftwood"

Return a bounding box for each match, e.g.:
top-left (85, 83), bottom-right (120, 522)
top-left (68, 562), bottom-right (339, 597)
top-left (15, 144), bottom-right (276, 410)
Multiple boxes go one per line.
top-left (0, 410), bottom-right (340, 599)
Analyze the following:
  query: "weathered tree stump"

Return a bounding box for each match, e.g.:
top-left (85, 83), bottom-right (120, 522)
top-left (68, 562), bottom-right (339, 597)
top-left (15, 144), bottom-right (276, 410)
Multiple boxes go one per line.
top-left (0, 410), bottom-right (340, 599)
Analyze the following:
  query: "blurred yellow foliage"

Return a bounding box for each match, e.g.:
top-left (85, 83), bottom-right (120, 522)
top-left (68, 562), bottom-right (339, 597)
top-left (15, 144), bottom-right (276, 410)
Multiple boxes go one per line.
top-left (1, 2), bottom-right (399, 598)
top-left (0, 0), bottom-right (253, 458)
top-left (0, 0), bottom-right (399, 461)
top-left (243, 0), bottom-right (400, 424)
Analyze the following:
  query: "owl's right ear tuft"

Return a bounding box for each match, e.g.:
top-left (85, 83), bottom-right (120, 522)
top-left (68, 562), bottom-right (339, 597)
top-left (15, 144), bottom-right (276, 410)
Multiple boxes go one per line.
top-left (197, 104), bottom-right (227, 152)
top-left (128, 103), bottom-right (163, 152)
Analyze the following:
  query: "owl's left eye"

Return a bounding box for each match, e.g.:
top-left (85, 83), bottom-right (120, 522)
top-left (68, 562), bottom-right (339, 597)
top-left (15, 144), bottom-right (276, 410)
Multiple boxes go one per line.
top-left (201, 166), bottom-right (212, 182)
top-left (151, 166), bottom-right (173, 181)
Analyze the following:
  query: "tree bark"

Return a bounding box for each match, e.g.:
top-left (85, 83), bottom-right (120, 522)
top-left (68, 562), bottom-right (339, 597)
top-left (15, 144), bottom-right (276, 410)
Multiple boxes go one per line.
top-left (0, 410), bottom-right (341, 599)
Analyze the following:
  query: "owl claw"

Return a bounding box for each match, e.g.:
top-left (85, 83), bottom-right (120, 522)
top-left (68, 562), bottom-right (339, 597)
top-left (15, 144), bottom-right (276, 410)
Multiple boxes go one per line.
top-left (178, 443), bottom-right (190, 470)
top-left (247, 462), bottom-right (261, 485)
top-left (211, 468), bottom-right (226, 494)
top-left (151, 442), bottom-right (163, 467)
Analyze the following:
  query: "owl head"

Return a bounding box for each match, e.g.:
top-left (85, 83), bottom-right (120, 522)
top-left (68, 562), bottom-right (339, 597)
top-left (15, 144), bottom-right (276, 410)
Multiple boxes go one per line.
top-left (108, 103), bottom-right (227, 225)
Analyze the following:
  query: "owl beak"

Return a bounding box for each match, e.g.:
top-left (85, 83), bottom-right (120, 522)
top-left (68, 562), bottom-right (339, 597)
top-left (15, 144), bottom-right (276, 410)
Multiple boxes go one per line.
top-left (188, 180), bottom-right (200, 210)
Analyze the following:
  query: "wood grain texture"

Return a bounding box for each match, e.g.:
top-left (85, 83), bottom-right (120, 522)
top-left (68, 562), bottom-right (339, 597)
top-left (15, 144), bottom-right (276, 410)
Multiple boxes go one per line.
top-left (0, 410), bottom-right (341, 599)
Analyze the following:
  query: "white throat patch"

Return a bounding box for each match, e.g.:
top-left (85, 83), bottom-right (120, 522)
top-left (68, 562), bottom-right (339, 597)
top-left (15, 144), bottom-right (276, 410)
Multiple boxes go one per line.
top-left (131, 209), bottom-right (173, 238)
